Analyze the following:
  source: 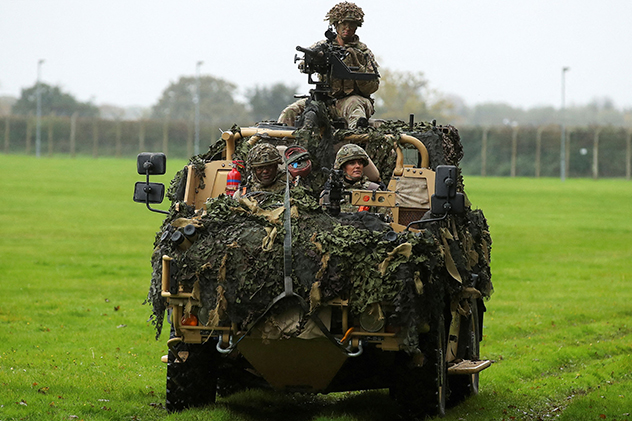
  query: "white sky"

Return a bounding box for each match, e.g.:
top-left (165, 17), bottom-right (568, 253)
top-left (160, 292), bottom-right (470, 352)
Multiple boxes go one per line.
top-left (2, 0), bottom-right (631, 110)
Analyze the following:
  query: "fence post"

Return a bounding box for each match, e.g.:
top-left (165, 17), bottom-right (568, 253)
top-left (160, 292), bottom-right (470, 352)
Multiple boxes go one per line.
top-left (138, 119), bottom-right (145, 152)
top-left (92, 118), bottom-right (99, 158)
top-left (115, 120), bottom-right (122, 158)
top-left (565, 129), bottom-right (572, 177)
top-left (3, 114), bottom-right (10, 153)
top-left (47, 116), bottom-right (54, 157)
top-left (511, 126), bottom-right (519, 177)
top-left (187, 120), bottom-right (193, 158)
top-left (592, 127), bottom-right (601, 180)
top-left (26, 115), bottom-right (33, 154)
top-left (70, 113), bottom-right (77, 158)
top-left (626, 129), bottom-right (631, 181)
top-left (162, 116), bottom-right (169, 156)
top-left (535, 125), bottom-right (544, 178)
top-left (481, 127), bottom-right (488, 177)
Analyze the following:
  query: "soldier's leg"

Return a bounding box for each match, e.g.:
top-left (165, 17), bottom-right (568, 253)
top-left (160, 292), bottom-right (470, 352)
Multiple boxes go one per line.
top-left (334, 95), bottom-right (375, 129)
top-left (277, 99), bottom-right (307, 127)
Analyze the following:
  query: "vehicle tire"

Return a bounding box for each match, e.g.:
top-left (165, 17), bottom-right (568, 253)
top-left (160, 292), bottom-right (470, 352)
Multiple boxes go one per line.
top-left (449, 298), bottom-right (481, 403)
top-left (391, 311), bottom-right (448, 419)
top-left (166, 341), bottom-right (218, 412)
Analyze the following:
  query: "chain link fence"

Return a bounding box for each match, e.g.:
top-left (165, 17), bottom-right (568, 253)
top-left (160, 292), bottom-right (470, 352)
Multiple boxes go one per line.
top-left (1, 114), bottom-right (224, 160)
top-left (458, 125), bottom-right (631, 179)
top-left (2, 115), bottom-right (631, 179)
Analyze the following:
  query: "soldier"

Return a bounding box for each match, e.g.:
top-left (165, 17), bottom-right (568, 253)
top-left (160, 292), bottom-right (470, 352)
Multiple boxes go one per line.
top-left (321, 144), bottom-right (384, 212)
top-left (335, 143), bottom-right (381, 190)
top-left (278, 2), bottom-right (379, 129)
top-left (233, 143), bottom-right (285, 200)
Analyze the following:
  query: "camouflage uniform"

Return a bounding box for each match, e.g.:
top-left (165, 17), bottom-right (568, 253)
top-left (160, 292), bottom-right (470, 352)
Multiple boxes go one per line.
top-left (233, 143), bottom-right (286, 200)
top-left (278, 2), bottom-right (379, 129)
top-left (338, 175), bottom-right (381, 212)
top-left (321, 144), bottom-right (382, 212)
top-left (334, 144), bottom-right (381, 191)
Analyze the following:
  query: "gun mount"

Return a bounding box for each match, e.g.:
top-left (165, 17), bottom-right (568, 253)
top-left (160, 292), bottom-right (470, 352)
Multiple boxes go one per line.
top-left (294, 29), bottom-right (379, 102)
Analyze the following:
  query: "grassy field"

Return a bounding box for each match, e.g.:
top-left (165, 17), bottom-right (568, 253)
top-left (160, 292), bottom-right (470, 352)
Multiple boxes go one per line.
top-left (1, 154), bottom-right (630, 421)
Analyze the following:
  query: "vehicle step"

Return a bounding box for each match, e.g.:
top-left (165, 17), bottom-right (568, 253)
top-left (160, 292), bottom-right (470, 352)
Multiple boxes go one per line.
top-left (447, 359), bottom-right (491, 375)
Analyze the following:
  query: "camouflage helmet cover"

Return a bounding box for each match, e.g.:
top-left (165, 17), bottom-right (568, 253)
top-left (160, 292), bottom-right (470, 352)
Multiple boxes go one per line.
top-left (334, 143), bottom-right (369, 170)
top-left (325, 2), bottom-right (364, 27)
top-left (247, 143), bottom-right (282, 168)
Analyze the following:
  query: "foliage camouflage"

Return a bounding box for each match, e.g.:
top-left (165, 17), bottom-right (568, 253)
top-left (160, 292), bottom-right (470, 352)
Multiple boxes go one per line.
top-left (325, 2), bottom-right (365, 27)
top-left (147, 120), bottom-right (492, 351)
top-left (247, 143), bottom-right (282, 168)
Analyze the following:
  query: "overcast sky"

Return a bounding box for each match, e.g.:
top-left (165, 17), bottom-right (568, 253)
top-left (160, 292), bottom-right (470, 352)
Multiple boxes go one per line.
top-left (2, 0), bottom-right (631, 111)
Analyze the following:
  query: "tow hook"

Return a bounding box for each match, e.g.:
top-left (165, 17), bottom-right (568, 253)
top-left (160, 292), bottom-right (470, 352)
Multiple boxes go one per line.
top-left (346, 339), bottom-right (364, 357)
top-left (216, 332), bottom-right (234, 354)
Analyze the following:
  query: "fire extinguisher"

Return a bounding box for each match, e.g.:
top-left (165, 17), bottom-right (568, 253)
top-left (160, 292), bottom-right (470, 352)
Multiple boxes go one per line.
top-left (225, 161), bottom-right (242, 196)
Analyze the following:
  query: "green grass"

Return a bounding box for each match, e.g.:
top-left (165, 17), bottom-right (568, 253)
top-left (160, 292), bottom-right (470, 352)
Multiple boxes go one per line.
top-left (1, 154), bottom-right (631, 421)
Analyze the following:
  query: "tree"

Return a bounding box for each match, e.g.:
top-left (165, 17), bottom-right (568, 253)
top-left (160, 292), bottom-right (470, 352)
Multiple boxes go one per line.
top-left (466, 102), bottom-right (523, 126)
top-left (151, 76), bottom-right (250, 125)
top-left (245, 82), bottom-right (299, 122)
top-left (11, 83), bottom-right (99, 117)
top-left (373, 68), bottom-right (454, 123)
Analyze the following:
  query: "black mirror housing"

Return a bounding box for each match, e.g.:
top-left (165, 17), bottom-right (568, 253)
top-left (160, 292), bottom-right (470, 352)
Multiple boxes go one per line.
top-left (431, 193), bottom-right (465, 215)
top-left (434, 165), bottom-right (458, 199)
top-left (133, 182), bottom-right (165, 204)
top-left (431, 165), bottom-right (465, 215)
top-left (137, 153), bottom-right (167, 175)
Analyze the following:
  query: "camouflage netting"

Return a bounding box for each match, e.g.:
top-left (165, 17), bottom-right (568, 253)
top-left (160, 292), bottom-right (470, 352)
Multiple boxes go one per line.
top-left (200, 120), bottom-right (463, 193)
top-left (146, 121), bottom-right (492, 350)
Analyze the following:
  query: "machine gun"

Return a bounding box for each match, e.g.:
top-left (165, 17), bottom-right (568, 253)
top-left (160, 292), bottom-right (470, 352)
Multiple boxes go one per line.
top-left (295, 29), bottom-right (379, 102)
top-left (320, 167), bottom-right (351, 216)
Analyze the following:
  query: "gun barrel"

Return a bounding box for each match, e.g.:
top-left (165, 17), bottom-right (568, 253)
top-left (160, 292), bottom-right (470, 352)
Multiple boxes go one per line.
top-left (296, 46), bottom-right (323, 59)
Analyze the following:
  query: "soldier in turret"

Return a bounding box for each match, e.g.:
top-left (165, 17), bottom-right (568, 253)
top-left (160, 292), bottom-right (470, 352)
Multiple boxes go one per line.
top-left (334, 143), bottom-right (381, 191)
top-left (320, 144), bottom-right (384, 212)
top-left (278, 2), bottom-right (380, 129)
top-left (233, 143), bottom-right (285, 200)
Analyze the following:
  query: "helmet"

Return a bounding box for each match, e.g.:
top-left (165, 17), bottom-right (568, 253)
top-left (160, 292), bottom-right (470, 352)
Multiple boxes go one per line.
top-left (247, 143), bottom-right (282, 168)
top-left (325, 2), bottom-right (364, 27)
top-left (334, 143), bottom-right (369, 170)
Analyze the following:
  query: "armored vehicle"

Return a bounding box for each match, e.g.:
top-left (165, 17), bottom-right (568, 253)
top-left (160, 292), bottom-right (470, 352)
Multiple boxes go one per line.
top-left (133, 36), bottom-right (493, 419)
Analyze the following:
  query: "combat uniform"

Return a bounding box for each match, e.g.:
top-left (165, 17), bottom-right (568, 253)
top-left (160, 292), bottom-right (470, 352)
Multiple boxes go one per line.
top-left (338, 175), bottom-right (381, 212)
top-left (321, 143), bottom-right (384, 212)
top-left (233, 173), bottom-right (286, 200)
top-left (278, 2), bottom-right (379, 129)
top-left (234, 143), bottom-right (286, 200)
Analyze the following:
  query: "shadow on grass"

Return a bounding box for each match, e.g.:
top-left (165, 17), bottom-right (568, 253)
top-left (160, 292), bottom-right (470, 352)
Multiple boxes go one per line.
top-left (218, 389), bottom-right (400, 421)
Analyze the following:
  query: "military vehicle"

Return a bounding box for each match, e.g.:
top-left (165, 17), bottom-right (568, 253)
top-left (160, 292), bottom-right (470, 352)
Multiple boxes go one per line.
top-left (133, 32), bottom-right (493, 419)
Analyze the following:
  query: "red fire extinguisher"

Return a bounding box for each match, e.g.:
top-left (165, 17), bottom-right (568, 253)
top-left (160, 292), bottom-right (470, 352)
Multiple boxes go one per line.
top-left (225, 161), bottom-right (242, 196)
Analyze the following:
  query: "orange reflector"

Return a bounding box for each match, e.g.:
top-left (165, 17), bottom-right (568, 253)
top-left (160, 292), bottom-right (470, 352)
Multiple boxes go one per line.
top-left (181, 314), bottom-right (198, 326)
top-left (363, 195), bottom-right (370, 202)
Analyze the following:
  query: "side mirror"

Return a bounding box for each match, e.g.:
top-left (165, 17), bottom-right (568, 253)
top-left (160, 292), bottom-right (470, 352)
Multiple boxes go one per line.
top-left (137, 153), bottom-right (166, 175)
top-left (133, 182), bottom-right (165, 204)
top-left (431, 165), bottom-right (465, 214)
top-left (434, 165), bottom-right (457, 199)
top-left (134, 152), bottom-right (169, 215)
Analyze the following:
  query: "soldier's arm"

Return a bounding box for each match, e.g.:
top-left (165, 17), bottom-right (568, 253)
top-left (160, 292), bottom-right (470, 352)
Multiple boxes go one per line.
top-left (354, 46), bottom-right (380, 96)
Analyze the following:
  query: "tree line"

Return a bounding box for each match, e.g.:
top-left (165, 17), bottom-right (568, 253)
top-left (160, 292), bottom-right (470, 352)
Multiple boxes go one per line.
top-left (4, 69), bottom-right (631, 128)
